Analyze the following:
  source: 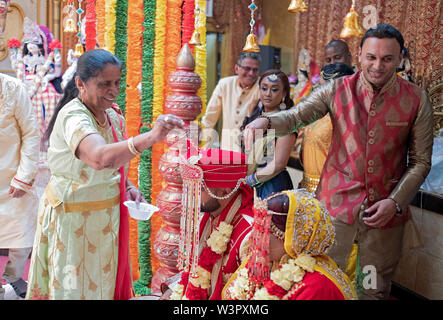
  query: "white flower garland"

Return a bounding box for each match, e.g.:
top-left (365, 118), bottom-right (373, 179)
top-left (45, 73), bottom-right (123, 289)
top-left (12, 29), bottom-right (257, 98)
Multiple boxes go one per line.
top-left (171, 221), bottom-right (234, 300)
top-left (206, 222), bottom-right (233, 254)
top-left (227, 253), bottom-right (317, 300)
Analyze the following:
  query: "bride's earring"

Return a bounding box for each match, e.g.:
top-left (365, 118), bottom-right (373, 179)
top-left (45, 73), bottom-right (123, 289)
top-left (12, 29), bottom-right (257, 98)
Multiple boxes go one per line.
top-left (279, 98), bottom-right (286, 110)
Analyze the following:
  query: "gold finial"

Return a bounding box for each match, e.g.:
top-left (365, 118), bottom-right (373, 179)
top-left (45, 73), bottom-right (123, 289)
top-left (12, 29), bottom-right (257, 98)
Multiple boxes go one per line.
top-left (176, 43), bottom-right (196, 70)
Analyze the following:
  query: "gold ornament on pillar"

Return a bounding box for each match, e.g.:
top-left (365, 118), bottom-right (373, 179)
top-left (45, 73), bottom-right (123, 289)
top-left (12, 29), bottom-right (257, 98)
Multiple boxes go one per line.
top-left (340, 0), bottom-right (364, 38)
top-left (189, 2), bottom-right (202, 46)
top-left (288, 0), bottom-right (308, 13)
top-left (243, 0), bottom-right (260, 52)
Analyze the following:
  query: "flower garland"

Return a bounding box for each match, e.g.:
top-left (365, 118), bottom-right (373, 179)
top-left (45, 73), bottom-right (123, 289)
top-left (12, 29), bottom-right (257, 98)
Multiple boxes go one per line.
top-left (96, 0), bottom-right (105, 48)
top-left (171, 222), bottom-right (233, 300)
top-left (181, 0), bottom-right (194, 48)
top-left (114, 0), bottom-right (128, 115)
top-left (146, 0), bottom-right (166, 279)
top-left (195, 0), bottom-right (207, 121)
top-left (226, 253), bottom-right (316, 300)
top-left (134, 0), bottom-right (156, 295)
top-left (84, 0), bottom-right (96, 51)
top-left (104, 0), bottom-right (116, 53)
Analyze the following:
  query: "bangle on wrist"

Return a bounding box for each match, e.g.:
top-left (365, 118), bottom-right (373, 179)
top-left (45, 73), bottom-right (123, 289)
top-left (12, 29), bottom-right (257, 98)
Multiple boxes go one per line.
top-left (127, 136), bottom-right (142, 156)
top-left (258, 115), bottom-right (272, 130)
top-left (389, 198), bottom-right (402, 215)
top-left (246, 173), bottom-right (260, 187)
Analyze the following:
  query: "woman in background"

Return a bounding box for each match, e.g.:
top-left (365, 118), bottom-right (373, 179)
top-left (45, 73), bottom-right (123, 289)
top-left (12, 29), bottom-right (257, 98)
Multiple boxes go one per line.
top-left (240, 70), bottom-right (295, 199)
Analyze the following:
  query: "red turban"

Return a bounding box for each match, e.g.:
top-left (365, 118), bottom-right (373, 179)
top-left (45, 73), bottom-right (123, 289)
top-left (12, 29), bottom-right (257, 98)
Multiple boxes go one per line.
top-left (184, 141), bottom-right (248, 189)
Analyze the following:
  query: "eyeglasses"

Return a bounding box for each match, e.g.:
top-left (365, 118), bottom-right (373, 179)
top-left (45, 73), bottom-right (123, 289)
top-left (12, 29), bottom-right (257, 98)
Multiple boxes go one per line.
top-left (238, 65), bottom-right (259, 73)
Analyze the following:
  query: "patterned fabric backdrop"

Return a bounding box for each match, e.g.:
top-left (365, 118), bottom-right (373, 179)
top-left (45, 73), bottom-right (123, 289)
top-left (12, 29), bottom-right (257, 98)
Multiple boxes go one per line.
top-left (291, 0), bottom-right (442, 135)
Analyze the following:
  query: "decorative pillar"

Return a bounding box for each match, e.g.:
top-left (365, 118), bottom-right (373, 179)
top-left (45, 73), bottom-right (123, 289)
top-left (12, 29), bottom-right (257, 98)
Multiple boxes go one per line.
top-left (150, 44), bottom-right (202, 293)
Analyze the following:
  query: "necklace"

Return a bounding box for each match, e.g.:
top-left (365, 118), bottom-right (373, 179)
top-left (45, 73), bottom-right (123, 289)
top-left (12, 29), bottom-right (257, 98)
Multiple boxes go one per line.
top-left (78, 97), bottom-right (107, 128)
top-left (91, 111), bottom-right (107, 128)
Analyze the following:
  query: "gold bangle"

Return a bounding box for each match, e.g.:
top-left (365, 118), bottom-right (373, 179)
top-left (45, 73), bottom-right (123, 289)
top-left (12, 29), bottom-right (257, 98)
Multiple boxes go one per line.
top-left (127, 137), bottom-right (142, 156)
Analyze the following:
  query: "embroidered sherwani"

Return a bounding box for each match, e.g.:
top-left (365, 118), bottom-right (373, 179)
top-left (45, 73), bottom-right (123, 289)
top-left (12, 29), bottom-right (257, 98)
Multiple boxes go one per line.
top-left (26, 98), bottom-right (128, 300)
top-left (268, 71), bottom-right (433, 228)
top-left (201, 76), bottom-right (259, 153)
top-left (0, 73), bottom-right (40, 249)
top-left (170, 185), bottom-right (253, 300)
top-left (266, 71), bottom-right (433, 299)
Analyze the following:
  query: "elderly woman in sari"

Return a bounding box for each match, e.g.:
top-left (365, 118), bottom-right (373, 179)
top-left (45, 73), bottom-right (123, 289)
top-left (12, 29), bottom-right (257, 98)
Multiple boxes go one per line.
top-left (222, 189), bottom-right (357, 300)
top-left (26, 49), bottom-right (184, 300)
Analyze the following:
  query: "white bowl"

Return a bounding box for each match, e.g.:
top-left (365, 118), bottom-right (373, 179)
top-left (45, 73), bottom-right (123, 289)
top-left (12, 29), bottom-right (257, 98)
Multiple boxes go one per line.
top-left (124, 201), bottom-right (159, 221)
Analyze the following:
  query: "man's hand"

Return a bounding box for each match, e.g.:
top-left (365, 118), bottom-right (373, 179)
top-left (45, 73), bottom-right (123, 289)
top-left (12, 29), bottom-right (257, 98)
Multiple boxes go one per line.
top-left (243, 117), bottom-right (269, 151)
top-left (362, 198), bottom-right (397, 228)
top-left (9, 186), bottom-right (26, 198)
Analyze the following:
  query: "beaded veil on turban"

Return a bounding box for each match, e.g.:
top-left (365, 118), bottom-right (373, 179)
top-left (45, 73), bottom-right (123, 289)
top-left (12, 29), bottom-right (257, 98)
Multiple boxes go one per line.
top-left (177, 140), bottom-right (248, 276)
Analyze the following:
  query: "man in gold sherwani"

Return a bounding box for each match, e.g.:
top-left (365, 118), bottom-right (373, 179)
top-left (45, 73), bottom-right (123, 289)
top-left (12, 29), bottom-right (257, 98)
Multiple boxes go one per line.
top-left (244, 24), bottom-right (434, 300)
top-left (0, 0), bottom-right (40, 299)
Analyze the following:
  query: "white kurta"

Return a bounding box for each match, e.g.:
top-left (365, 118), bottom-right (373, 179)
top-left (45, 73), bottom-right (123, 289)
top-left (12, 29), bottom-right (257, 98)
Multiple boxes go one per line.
top-left (0, 73), bottom-right (40, 248)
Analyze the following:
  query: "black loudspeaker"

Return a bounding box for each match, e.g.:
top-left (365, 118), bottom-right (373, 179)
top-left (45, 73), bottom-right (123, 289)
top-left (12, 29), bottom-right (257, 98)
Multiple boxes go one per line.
top-left (258, 45), bottom-right (281, 75)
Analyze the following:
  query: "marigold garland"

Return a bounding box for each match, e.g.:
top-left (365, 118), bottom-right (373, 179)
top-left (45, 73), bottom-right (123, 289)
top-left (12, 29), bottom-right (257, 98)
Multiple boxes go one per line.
top-left (84, 0), bottom-right (96, 51)
top-left (96, 0), bottom-right (105, 47)
top-left (149, 2), bottom-right (183, 276)
top-left (113, 0), bottom-right (136, 280)
top-left (134, 0), bottom-right (157, 295)
top-left (125, 0), bottom-right (143, 187)
top-left (148, 0), bottom-right (167, 278)
top-left (195, 0), bottom-right (207, 121)
top-left (104, 0), bottom-right (116, 53)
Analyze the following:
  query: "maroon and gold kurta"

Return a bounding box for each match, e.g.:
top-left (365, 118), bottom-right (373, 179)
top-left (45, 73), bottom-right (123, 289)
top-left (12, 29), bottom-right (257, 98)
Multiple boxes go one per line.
top-left (268, 71), bottom-right (433, 228)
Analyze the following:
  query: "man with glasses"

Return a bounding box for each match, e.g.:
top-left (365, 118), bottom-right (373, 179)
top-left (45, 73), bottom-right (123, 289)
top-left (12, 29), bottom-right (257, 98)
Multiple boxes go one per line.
top-left (201, 52), bottom-right (260, 152)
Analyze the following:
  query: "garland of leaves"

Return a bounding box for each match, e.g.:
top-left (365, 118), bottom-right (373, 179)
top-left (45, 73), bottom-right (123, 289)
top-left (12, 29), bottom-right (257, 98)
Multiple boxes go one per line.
top-left (134, 0), bottom-right (157, 296)
top-left (114, 0), bottom-right (128, 115)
